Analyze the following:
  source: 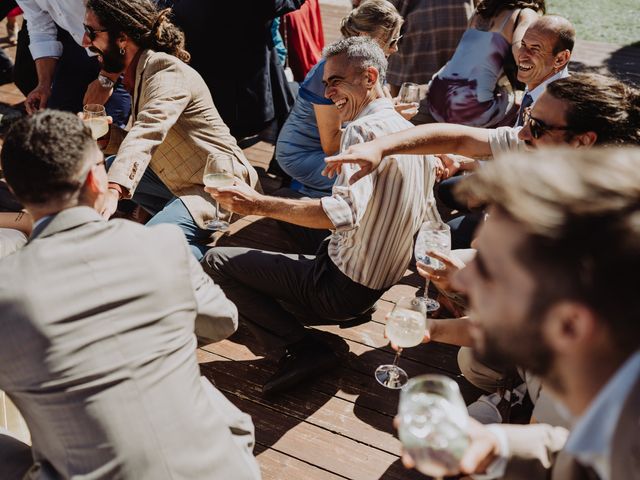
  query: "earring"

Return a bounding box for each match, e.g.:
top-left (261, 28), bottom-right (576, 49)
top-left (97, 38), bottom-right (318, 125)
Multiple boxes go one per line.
top-left (119, 46), bottom-right (126, 55)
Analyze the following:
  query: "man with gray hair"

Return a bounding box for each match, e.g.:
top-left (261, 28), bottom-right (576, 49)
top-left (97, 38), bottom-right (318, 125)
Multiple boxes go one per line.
top-left (202, 37), bottom-right (441, 394)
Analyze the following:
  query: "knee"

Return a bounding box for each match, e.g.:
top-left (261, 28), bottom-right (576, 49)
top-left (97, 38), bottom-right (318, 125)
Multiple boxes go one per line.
top-left (457, 347), bottom-right (504, 393)
top-left (201, 248), bottom-right (231, 283)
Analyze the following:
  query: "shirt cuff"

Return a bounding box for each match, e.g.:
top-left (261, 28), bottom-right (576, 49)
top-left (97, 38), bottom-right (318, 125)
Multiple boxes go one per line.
top-left (29, 40), bottom-right (63, 60)
top-left (472, 424), bottom-right (510, 480)
top-left (320, 188), bottom-right (356, 232)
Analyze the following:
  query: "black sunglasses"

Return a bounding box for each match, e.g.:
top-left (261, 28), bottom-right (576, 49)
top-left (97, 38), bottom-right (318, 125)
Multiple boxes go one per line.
top-left (523, 107), bottom-right (575, 139)
top-left (83, 23), bottom-right (108, 41)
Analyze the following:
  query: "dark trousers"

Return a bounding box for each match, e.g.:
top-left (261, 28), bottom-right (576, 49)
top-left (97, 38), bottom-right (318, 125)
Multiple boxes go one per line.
top-left (202, 242), bottom-right (383, 352)
top-left (14, 25), bottom-right (131, 127)
top-left (437, 174), bottom-right (482, 249)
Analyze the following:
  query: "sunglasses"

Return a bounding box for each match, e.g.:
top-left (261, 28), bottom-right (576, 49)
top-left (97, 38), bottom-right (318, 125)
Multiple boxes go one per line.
top-left (523, 107), bottom-right (575, 139)
top-left (83, 23), bottom-right (108, 41)
top-left (389, 34), bottom-right (403, 48)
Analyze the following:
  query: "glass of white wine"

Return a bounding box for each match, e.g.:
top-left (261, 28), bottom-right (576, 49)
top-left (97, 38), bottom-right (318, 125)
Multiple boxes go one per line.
top-left (398, 374), bottom-right (470, 480)
top-left (375, 296), bottom-right (427, 389)
top-left (399, 82), bottom-right (421, 103)
top-left (83, 104), bottom-right (109, 140)
top-left (203, 153), bottom-right (235, 231)
top-left (414, 220), bottom-right (451, 312)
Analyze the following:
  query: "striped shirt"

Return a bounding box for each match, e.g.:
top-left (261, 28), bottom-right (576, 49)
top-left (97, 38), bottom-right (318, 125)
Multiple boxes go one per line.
top-left (321, 98), bottom-right (440, 290)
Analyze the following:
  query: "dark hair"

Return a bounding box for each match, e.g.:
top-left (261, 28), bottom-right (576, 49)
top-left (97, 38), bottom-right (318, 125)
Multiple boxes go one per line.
top-left (547, 73), bottom-right (640, 145)
top-left (86, 0), bottom-right (190, 63)
top-left (0, 111), bottom-right (96, 205)
top-left (457, 148), bottom-right (640, 356)
top-left (476, 0), bottom-right (545, 18)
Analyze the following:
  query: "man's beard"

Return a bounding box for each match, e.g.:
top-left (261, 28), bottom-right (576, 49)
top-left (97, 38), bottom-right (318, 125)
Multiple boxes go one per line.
top-left (89, 42), bottom-right (126, 74)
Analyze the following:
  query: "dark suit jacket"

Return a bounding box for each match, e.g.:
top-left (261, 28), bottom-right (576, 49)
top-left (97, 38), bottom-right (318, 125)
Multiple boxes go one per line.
top-left (171, 0), bottom-right (305, 138)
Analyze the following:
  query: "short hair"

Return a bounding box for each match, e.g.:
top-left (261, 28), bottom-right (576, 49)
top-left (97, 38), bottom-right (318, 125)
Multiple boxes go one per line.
top-left (0, 111), bottom-right (96, 205)
top-left (456, 148), bottom-right (640, 355)
top-left (546, 73), bottom-right (640, 145)
top-left (323, 37), bottom-right (388, 81)
top-left (340, 0), bottom-right (403, 47)
top-left (531, 15), bottom-right (575, 54)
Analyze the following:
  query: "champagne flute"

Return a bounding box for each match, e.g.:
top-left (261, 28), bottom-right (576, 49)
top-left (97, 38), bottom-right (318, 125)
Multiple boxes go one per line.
top-left (375, 297), bottom-right (427, 389)
top-left (83, 104), bottom-right (109, 140)
top-left (203, 153), bottom-right (235, 231)
top-left (398, 374), bottom-right (470, 480)
top-left (414, 220), bottom-right (451, 312)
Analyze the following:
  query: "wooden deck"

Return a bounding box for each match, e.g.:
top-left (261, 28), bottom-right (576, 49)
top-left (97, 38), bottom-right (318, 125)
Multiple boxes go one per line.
top-left (0, 5), bottom-right (639, 479)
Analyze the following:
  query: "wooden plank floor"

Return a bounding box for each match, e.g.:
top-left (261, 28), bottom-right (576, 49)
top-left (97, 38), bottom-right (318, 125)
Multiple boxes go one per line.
top-left (0, 5), bottom-right (639, 479)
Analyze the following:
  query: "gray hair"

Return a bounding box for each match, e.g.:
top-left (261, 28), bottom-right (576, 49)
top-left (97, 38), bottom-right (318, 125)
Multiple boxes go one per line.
top-left (323, 36), bottom-right (388, 82)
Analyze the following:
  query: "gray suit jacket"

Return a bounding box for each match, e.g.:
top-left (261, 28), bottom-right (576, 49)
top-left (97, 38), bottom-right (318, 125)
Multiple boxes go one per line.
top-left (0, 207), bottom-right (260, 479)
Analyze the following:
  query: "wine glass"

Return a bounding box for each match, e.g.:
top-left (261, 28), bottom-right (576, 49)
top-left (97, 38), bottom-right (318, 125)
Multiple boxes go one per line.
top-left (398, 374), bottom-right (470, 480)
top-left (399, 82), bottom-right (421, 104)
top-left (83, 104), bottom-right (109, 140)
top-left (375, 296), bottom-right (427, 389)
top-left (414, 220), bottom-right (451, 312)
top-left (203, 153), bottom-right (235, 231)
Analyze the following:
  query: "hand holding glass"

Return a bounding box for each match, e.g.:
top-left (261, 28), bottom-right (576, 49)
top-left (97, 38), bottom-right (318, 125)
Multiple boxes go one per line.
top-left (203, 153), bottom-right (235, 231)
top-left (398, 374), bottom-right (470, 480)
top-left (414, 221), bottom-right (451, 311)
top-left (375, 296), bottom-right (427, 389)
top-left (83, 104), bottom-right (109, 140)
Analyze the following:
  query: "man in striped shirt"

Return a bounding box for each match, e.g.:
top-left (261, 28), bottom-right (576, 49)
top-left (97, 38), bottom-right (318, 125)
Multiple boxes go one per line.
top-left (203, 37), bottom-right (439, 395)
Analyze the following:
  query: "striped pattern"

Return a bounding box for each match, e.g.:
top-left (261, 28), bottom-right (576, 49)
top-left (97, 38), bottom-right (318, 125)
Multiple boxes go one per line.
top-left (321, 99), bottom-right (440, 290)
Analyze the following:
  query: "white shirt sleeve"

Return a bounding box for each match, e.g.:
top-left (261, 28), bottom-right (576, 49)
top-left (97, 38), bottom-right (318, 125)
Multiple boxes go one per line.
top-left (17, 0), bottom-right (64, 59)
top-left (488, 127), bottom-right (525, 157)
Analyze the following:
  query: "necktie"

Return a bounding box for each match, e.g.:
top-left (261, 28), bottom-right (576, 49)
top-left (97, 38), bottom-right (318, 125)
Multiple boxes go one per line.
top-left (516, 92), bottom-right (533, 127)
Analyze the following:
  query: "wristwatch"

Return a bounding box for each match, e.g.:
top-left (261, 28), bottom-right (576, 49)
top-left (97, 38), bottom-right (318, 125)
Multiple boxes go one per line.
top-left (98, 74), bottom-right (116, 89)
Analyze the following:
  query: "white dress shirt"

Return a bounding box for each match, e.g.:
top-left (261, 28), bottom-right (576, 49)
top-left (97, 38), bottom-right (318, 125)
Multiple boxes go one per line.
top-left (321, 98), bottom-right (440, 290)
top-left (525, 66), bottom-right (570, 106)
top-left (17, 0), bottom-right (89, 59)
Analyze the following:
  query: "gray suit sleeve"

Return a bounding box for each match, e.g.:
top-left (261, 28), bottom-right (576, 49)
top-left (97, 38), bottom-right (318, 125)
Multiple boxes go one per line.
top-left (188, 248), bottom-right (239, 342)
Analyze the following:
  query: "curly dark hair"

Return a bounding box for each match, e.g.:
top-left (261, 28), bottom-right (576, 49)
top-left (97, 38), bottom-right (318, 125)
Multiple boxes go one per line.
top-left (546, 73), bottom-right (640, 146)
top-left (86, 0), bottom-right (190, 63)
top-left (476, 0), bottom-right (546, 18)
top-left (1, 111), bottom-right (95, 205)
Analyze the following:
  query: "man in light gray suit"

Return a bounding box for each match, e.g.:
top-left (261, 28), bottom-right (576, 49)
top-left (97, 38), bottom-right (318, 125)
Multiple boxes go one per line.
top-left (0, 111), bottom-right (261, 479)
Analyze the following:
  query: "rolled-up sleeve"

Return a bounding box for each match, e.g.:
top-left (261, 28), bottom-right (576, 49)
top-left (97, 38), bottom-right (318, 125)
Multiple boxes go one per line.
top-left (320, 124), bottom-right (375, 232)
top-left (17, 0), bottom-right (63, 59)
top-left (488, 126), bottom-right (525, 157)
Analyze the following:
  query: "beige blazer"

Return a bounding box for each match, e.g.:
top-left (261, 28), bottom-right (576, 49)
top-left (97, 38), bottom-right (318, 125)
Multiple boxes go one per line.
top-left (106, 49), bottom-right (259, 229)
top-left (500, 374), bottom-right (640, 479)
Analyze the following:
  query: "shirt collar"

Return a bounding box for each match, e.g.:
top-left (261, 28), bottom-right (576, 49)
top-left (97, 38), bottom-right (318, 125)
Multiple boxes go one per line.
top-left (564, 350), bottom-right (640, 480)
top-left (343, 97), bottom-right (395, 127)
top-left (526, 66), bottom-right (570, 103)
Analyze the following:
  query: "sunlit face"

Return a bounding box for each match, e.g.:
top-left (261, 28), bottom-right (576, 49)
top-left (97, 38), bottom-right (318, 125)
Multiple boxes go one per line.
top-left (517, 26), bottom-right (563, 90)
top-left (81, 10), bottom-right (126, 74)
top-left (452, 208), bottom-right (554, 376)
top-left (517, 91), bottom-right (573, 148)
top-left (323, 53), bottom-right (375, 123)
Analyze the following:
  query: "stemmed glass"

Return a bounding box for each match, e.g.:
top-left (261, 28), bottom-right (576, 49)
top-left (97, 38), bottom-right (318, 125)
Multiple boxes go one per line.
top-left (83, 104), bottom-right (109, 140)
top-left (399, 82), bottom-right (421, 103)
top-left (375, 296), bottom-right (427, 389)
top-left (414, 220), bottom-right (451, 312)
top-left (398, 374), bottom-right (470, 480)
top-left (203, 153), bottom-right (235, 231)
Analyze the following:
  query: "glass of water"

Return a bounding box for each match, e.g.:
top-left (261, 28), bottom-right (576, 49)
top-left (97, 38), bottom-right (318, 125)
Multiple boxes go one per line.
top-left (414, 220), bottom-right (451, 312)
top-left (399, 82), bottom-right (421, 103)
top-left (203, 153), bottom-right (235, 231)
top-left (83, 104), bottom-right (109, 140)
top-left (375, 296), bottom-right (427, 389)
top-left (398, 374), bottom-right (470, 479)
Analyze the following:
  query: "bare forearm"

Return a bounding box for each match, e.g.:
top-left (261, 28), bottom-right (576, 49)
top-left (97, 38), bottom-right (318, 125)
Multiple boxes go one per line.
top-left (34, 57), bottom-right (58, 87)
top-left (259, 197), bottom-right (334, 230)
top-left (377, 124), bottom-right (493, 158)
top-left (430, 316), bottom-right (474, 347)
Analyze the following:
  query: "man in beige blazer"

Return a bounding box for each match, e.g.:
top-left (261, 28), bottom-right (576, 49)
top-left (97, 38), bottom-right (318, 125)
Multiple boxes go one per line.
top-left (401, 148), bottom-right (640, 479)
top-left (0, 111), bottom-right (261, 479)
top-left (82, 0), bottom-right (259, 260)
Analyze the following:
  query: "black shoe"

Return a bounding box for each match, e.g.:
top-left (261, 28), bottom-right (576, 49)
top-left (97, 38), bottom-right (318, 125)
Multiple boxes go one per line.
top-left (262, 340), bottom-right (340, 395)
